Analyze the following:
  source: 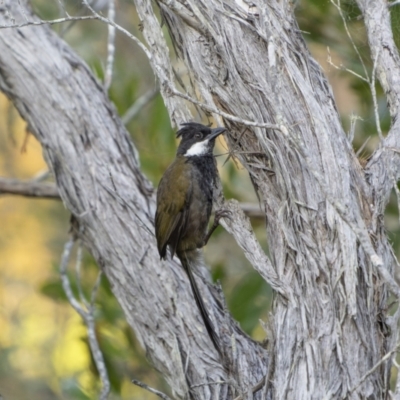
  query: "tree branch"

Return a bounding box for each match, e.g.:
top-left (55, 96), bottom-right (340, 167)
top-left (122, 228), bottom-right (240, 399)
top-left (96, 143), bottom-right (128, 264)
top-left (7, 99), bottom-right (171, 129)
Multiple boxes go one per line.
top-left (131, 379), bottom-right (173, 400)
top-left (0, 177), bottom-right (266, 222)
top-left (218, 199), bottom-right (292, 299)
top-left (356, 0), bottom-right (400, 208)
top-left (0, 177), bottom-right (60, 198)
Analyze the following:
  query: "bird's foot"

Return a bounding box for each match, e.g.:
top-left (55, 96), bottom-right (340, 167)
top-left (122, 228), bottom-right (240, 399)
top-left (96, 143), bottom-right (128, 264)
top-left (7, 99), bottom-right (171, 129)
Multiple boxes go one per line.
top-left (202, 209), bottom-right (232, 246)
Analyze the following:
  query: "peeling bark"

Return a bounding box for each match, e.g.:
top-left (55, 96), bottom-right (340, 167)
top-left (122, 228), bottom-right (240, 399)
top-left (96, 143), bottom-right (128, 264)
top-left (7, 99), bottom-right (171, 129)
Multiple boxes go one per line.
top-left (136, 0), bottom-right (399, 398)
top-left (0, 0), bottom-right (400, 399)
top-left (0, 2), bottom-right (267, 399)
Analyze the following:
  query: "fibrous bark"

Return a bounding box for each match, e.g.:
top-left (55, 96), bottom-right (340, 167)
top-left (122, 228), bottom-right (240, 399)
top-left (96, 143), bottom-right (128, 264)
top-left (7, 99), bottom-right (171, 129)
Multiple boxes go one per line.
top-left (135, 0), bottom-right (400, 398)
top-left (1, 0), bottom-right (400, 399)
top-left (0, 2), bottom-right (268, 399)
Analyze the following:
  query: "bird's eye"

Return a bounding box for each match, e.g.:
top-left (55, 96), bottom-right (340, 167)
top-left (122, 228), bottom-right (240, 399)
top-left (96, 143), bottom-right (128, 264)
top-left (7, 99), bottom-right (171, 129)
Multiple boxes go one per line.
top-left (195, 133), bottom-right (202, 139)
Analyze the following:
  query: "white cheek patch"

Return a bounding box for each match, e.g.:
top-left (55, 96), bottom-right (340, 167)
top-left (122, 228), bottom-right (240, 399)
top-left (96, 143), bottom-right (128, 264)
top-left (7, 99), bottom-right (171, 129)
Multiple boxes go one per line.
top-left (185, 139), bottom-right (209, 156)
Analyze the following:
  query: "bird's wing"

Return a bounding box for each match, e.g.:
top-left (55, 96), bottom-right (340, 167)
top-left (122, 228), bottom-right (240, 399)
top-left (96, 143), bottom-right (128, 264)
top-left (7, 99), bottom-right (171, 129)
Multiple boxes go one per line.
top-left (155, 160), bottom-right (192, 258)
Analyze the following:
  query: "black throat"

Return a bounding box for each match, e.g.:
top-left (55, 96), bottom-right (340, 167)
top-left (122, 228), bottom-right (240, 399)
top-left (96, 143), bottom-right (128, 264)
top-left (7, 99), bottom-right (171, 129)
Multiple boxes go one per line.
top-left (186, 154), bottom-right (218, 194)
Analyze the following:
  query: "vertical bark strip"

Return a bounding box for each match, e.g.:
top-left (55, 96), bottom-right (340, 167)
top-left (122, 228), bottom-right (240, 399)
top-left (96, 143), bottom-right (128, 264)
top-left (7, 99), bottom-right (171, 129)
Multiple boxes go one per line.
top-left (0, 0), bottom-right (399, 398)
top-left (146, 0), bottom-right (398, 398)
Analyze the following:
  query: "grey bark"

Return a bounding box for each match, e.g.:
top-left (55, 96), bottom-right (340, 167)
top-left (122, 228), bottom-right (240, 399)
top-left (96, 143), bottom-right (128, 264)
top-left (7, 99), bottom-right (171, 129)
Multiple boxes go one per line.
top-left (0, 2), bottom-right (266, 399)
top-left (0, 0), bottom-right (399, 399)
top-left (135, 0), bottom-right (400, 398)
top-left (0, 177), bottom-right (59, 198)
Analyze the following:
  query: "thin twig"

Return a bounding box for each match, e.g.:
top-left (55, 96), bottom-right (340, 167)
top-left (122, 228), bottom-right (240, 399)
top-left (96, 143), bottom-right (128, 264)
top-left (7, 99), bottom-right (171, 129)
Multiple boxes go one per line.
top-left (349, 344), bottom-right (400, 393)
top-left (55, 0), bottom-right (68, 18)
top-left (122, 86), bottom-right (159, 125)
top-left (59, 238), bottom-right (86, 318)
top-left (80, 0), bottom-right (152, 59)
top-left (0, 15), bottom-right (152, 63)
top-left (86, 307), bottom-right (110, 400)
top-left (104, 0), bottom-right (116, 90)
top-left (170, 88), bottom-right (281, 129)
top-left (75, 243), bottom-right (88, 307)
top-left (59, 238), bottom-right (110, 400)
top-left (355, 136), bottom-right (371, 157)
top-left (330, 0), bottom-right (383, 140)
top-left (389, 0), bottom-right (400, 7)
top-left (132, 379), bottom-right (173, 400)
top-left (0, 15), bottom-right (98, 28)
top-left (222, 127), bottom-right (247, 166)
top-left (370, 46), bottom-right (383, 140)
top-left (327, 47), bottom-right (369, 83)
top-left (330, 0), bottom-right (369, 80)
top-left (233, 375), bottom-right (266, 400)
top-left (190, 380), bottom-right (229, 389)
top-left (348, 113), bottom-right (362, 143)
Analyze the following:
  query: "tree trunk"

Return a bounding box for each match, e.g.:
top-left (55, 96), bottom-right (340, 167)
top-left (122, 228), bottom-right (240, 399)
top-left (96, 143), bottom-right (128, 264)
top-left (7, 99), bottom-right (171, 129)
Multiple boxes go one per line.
top-left (1, 0), bottom-right (400, 399)
top-left (136, 0), bottom-right (400, 398)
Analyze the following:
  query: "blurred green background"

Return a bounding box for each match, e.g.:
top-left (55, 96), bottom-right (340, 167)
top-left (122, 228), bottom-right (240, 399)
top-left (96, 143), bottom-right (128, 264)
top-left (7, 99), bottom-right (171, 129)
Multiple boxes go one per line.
top-left (1, 0), bottom-right (400, 398)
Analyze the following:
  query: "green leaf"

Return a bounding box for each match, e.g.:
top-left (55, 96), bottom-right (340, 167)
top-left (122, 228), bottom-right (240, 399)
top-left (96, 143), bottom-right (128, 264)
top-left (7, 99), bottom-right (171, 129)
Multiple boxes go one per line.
top-left (39, 280), bottom-right (67, 302)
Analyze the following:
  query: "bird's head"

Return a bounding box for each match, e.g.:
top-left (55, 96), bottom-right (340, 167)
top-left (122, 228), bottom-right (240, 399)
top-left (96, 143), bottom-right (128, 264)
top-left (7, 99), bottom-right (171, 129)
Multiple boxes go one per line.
top-left (176, 123), bottom-right (226, 157)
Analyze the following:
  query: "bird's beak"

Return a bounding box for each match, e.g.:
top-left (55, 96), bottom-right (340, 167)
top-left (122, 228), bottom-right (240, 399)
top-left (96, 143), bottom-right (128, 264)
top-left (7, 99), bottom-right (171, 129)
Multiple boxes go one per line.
top-left (208, 127), bottom-right (226, 140)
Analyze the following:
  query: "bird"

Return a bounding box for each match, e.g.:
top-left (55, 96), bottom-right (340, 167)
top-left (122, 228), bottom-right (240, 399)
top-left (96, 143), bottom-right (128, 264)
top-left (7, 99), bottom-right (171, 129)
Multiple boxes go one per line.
top-left (155, 122), bottom-right (226, 355)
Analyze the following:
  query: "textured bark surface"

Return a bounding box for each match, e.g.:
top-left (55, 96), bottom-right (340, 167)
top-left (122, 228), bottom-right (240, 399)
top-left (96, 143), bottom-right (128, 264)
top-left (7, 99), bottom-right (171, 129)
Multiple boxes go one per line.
top-left (135, 0), bottom-right (400, 398)
top-left (0, 2), bottom-right (268, 399)
top-left (1, 0), bottom-right (400, 399)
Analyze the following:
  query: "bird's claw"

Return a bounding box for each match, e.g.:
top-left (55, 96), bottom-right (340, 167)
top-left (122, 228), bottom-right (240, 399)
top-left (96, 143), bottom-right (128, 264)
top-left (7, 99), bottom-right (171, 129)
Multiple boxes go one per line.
top-left (214, 209), bottom-right (232, 222)
top-left (202, 209), bottom-right (231, 246)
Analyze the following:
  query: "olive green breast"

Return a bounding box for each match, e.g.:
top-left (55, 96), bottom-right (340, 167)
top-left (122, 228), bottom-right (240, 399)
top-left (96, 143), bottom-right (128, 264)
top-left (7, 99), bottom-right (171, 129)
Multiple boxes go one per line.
top-left (155, 155), bottom-right (214, 257)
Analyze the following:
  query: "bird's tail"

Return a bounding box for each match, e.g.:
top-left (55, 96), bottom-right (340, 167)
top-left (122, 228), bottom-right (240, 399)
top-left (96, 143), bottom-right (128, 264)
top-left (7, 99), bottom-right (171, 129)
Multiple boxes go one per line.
top-left (177, 249), bottom-right (222, 356)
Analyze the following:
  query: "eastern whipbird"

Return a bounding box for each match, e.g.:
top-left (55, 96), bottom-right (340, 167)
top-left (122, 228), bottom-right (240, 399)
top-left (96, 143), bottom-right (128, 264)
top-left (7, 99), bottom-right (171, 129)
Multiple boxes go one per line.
top-left (155, 122), bottom-right (226, 356)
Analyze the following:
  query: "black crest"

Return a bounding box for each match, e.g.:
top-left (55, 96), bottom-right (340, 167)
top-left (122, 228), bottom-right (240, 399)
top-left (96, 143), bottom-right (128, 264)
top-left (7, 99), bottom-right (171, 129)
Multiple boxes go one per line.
top-left (175, 123), bottom-right (226, 157)
top-left (176, 122), bottom-right (212, 139)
